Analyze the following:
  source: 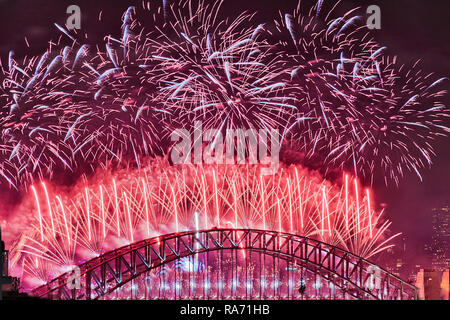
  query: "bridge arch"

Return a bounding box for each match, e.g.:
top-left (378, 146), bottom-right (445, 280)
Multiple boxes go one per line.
top-left (32, 228), bottom-right (417, 300)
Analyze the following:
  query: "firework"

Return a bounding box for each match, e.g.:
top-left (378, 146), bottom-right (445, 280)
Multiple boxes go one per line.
top-left (11, 160), bottom-right (397, 289)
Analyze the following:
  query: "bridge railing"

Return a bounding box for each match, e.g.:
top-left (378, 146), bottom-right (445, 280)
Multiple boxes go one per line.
top-left (32, 228), bottom-right (417, 300)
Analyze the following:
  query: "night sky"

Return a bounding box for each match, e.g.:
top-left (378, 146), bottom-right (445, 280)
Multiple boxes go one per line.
top-left (0, 0), bottom-right (449, 266)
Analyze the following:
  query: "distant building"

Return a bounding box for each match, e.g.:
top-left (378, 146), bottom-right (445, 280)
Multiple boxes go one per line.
top-left (416, 269), bottom-right (442, 300)
top-left (416, 268), bottom-right (450, 300)
top-left (409, 264), bottom-right (423, 283)
top-left (426, 206), bottom-right (450, 270)
top-left (1, 227), bottom-right (18, 300)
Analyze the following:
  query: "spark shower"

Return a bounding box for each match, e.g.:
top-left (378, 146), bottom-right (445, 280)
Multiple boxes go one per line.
top-left (0, 0), bottom-right (448, 299)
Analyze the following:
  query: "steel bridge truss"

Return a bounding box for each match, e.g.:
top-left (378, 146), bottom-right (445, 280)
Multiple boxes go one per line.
top-left (32, 228), bottom-right (417, 300)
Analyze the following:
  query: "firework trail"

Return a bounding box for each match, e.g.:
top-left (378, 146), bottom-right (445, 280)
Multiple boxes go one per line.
top-left (9, 160), bottom-right (397, 290)
top-left (270, 4), bottom-right (449, 185)
top-left (0, 0), bottom-right (446, 189)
